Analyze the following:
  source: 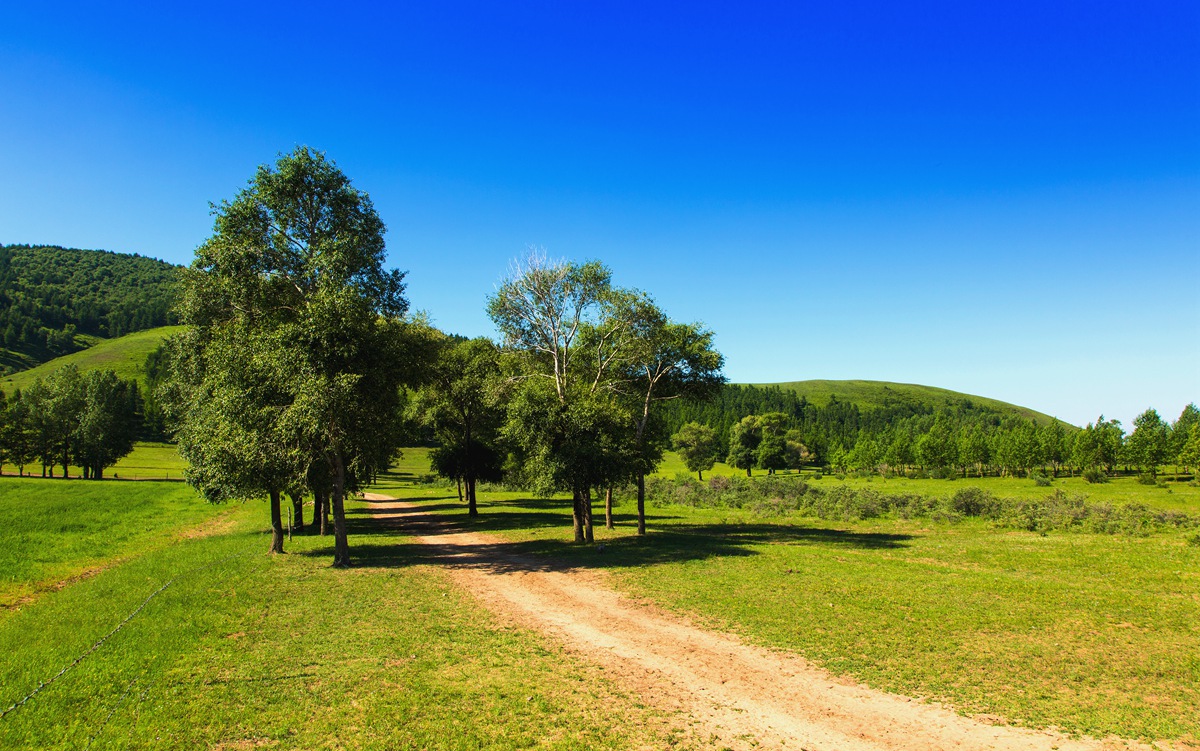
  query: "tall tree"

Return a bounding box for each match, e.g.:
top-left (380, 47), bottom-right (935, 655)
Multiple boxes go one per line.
top-left (616, 298), bottom-right (724, 533)
top-left (488, 255), bottom-right (639, 542)
top-left (175, 146), bottom-right (414, 563)
top-left (74, 369), bottom-right (139, 479)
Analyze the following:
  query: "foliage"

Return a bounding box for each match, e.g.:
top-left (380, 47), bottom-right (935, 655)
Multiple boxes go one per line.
top-left (173, 146), bottom-right (416, 561)
top-left (671, 422), bottom-right (718, 480)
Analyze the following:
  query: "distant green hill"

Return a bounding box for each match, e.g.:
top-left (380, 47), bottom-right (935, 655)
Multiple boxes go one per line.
top-left (0, 244), bottom-right (181, 374)
top-left (755, 379), bottom-right (1061, 426)
top-left (0, 326), bottom-right (182, 395)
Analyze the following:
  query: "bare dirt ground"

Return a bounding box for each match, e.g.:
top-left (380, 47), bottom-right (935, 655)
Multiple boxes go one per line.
top-left (364, 494), bottom-right (1159, 751)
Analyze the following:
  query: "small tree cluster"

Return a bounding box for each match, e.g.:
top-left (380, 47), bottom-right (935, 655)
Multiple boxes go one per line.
top-left (0, 365), bottom-right (139, 479)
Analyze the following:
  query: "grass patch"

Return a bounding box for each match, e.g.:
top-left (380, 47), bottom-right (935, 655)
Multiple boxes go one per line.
top-left (388, 470), bottom-right (1200, 744)
top-left (0, 478), bottom-right (223, 610)
top-left (0, 480), bottom-right (704, 750)
top-left (0, 326), bottom-right (182, 394)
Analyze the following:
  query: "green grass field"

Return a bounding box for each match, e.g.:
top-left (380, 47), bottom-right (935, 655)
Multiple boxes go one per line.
top-left (757, 379), bottom-right (1060, 425)
top-left (0, 479), bottom-right (223, 610)
top-left (0, 326), bottom-right (182, 395)
top-left (0, 476), bottom-right (705, 750)
top-left (379, 453), bottom-right (1200, 745)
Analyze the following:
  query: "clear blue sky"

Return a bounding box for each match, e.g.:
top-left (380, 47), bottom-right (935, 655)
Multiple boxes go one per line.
top-left (1, 1), bottom-right (1197, 428)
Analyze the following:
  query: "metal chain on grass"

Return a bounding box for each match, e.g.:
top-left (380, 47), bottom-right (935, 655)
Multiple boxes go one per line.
top-left (0, 547), bottom-right (256, 721)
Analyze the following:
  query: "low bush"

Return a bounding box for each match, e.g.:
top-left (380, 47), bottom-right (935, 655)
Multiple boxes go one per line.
top-left (1030, 472), bottom-right (1052, 487)
top-left (1082, 467), bottom-right (1110, 484)
top-left (1137, 473), bottom-right (1158, 486)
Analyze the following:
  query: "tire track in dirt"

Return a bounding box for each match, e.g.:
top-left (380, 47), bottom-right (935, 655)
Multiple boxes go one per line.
top-left (364, 495), bottom-right (1157, 751)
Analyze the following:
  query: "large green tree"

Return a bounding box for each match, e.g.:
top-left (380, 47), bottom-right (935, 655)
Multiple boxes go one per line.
top-left (616, 297), bottom-right (723, 533)
top-left (175, 146), bottom-right (414, 563)
top-left (488, 255), bottom-right (640, 543)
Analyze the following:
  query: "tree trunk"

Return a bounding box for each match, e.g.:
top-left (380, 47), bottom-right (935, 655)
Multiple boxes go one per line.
top-left (605, 487), bottom-right (614, 529)
top-left (94, 464), bottom-right (103, 480)
top-left (456, 476), bottom-right (463, 503)
top-left (746, 467), bottom-right (751, 478)
top-left (290, 493), bottom-right (305, 531)
top-left (467, 477), bottom-right (478, 516)
top-left (269, 489), bottom-right (285, 554)
top-left (584, 487), bottom-right (594, 543)
top-left (572, 486), bottom-right (585, 543)
top-left (316, 490), bottom-right (329, 536)
top-left (331, 453), bottom-right (351, 567)
top-left (636, 473), bottom-right (646, 536)
top-left (698, 469), bottom-right (703, 481)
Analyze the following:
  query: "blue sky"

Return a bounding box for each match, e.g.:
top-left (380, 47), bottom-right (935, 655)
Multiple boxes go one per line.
top-left (1, 1), bottom-right (1197, 428)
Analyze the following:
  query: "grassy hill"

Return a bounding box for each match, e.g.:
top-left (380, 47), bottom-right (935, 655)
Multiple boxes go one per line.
top-left (0, 244), bottom-right (181, 375)
top-left (755, 379), bottom-right (1061, 425)
top-left (0, 325), bottom-right (182, 394)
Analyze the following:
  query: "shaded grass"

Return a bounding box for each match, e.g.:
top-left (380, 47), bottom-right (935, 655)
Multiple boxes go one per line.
top-left (0, 478), bottom-right (222, 610)
top-left (390, 477), bottom-right (1200, 744)
top-left (0, 496), bottom-right (700, 750)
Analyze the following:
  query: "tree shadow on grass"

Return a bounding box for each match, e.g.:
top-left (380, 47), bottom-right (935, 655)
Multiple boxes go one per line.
top-left (303, 496), bottom-right (915, 575)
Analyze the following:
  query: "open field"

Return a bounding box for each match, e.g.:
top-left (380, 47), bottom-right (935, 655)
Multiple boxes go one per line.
top-left (373, 459), bottom-right (1200, 745)
top-left (6, 449), bottom-right (1197, 747)
top-left (0, 326), bottom-right (182, 394)
top-left (0, 480), bottom-right (705, 750)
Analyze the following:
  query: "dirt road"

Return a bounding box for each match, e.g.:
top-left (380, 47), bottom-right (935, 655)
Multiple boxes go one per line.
top-left (365, 495), bottom-right (1151, 751)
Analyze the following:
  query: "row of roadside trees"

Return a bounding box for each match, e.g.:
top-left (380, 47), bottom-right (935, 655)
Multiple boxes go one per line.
top-left (671, 405), bottom-right (1200, 480)
top-left (163, 147), bottom-right (725, 561)
top-left (0, 365), bottom-right (140, 479)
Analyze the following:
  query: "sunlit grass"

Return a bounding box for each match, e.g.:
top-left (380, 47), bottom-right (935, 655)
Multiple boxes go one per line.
top-left (387, 467), bottom-right (1200, 743)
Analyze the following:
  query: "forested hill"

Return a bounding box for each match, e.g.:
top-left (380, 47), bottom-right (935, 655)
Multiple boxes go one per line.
top-left (664, 380), bottom-right (1063, 459)
top-left (762, 380), bottom-right (1056, 424)
top-left (0, 244), bottom-right (181, 373)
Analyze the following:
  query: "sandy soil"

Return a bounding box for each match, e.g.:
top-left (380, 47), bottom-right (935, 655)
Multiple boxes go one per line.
top-left (364, 494), bottom-right (1158, 751)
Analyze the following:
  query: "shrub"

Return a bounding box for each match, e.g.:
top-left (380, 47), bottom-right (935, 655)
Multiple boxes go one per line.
top-left (708, 475), bottom-right (732, 492)
top-left (1137, 473), bottom-right (1158, 486)
top-left (1082, 467), bottom-right (1109, 484)
top-left (1030, 472), bottom-right (1052, 487)
top-left (1187, 532), bottom-right (1200, 547)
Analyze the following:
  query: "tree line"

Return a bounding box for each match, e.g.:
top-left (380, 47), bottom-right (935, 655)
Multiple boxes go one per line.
top-left (144, 147), bottom-right (725, 561)
top-left (670, 404), bottom-right (1200, 481)
top-left (0, 245), bottom-right (179, 369)
top-left (0, 365), bottom-right (140, 479)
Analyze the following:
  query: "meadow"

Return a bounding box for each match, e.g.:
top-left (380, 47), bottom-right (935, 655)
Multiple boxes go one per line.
top-left (380, 448), bottom-right (1200, 745)
top-left (4, 445), bottom-right (1198, 748)
top-left (0, 478), bottom-right (702, 750)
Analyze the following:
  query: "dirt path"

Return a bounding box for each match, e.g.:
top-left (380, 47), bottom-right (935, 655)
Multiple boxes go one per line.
top-left (364, 495), bottom-right (1154, 751)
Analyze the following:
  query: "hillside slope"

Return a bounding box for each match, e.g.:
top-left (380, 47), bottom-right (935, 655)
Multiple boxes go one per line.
top-left (0, 244), bottom-right (181, 374)
top-left (756, 379), bottom-right (1060, 425)
top-left (0, 326), bottom-right (182, 394)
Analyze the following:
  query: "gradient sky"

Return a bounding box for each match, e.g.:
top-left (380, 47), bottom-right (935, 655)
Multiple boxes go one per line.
top-left (1, 1), bottom-right (1197, 428)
